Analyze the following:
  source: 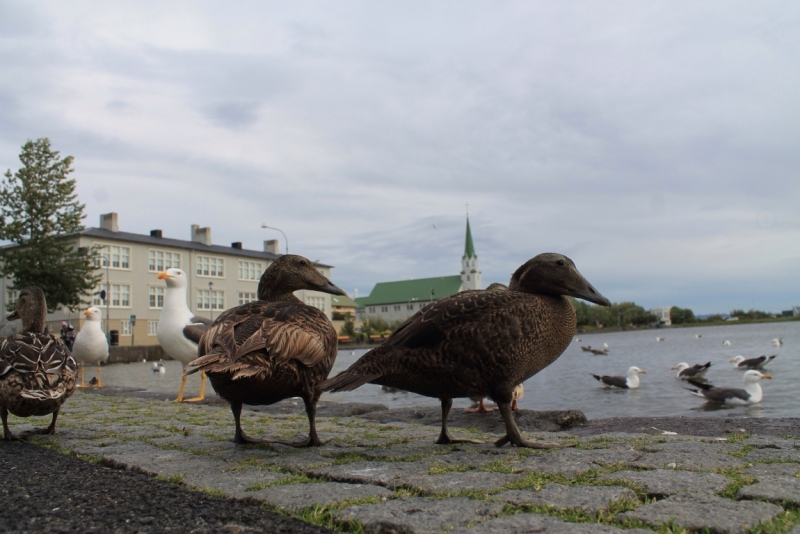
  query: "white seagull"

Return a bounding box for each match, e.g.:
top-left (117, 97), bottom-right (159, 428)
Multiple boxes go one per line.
top-left (730, 354), bottom-right (777, 370)
top-left (156, 268), bottom-right (213, 402)
top-left (723, 340), bottom-right (732, 346)
top-left (771, 338), bottom-right (783, 347)
top-left (670, 362), bottom-right (712, 380)
top-left (71, 306), bottom-right (109, 388)
top-left (591, 366), bottom-right (646, 389)
top-left (687, 370), bottom-right (772, 405)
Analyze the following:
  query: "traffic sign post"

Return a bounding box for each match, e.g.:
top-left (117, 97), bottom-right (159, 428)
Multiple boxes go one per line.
top-left (130, 315), bottom-right (136, 346)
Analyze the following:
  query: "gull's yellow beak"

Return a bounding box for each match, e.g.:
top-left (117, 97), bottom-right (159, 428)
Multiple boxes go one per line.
top-left (83, 310), bottom-right (91, 316)
top-left (729, 359), bottom-right (736, 363)
top-left (669, 366), bottom-right (677, 370)
top-left (640, 370), bottom-right (647, 374)
top-left (157, 271), bottom-right (171, 280)
top-left (761, 374), bottom-right (773, 379)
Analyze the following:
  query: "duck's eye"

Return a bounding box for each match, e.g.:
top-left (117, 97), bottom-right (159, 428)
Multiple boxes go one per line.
top-left (556, 259), bottom-right (565, 266)
top-left (299, 260), bottom-right (307, 266)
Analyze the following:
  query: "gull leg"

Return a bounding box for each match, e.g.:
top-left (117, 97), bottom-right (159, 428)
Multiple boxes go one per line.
top-left (465, 398), bottom-right (497, 413)
top-left (173, 374), bottom-right (188, 402)
top-left (77, 364), bottom-right (89, 388)
top-left (94, 364), bottom-right (104, 387)
top-left (184, 372), bottom-right (207, 402)
top-left (494, 402), bottom-right (561, 449)
top-left (435, 398), bottom-right (484, 445)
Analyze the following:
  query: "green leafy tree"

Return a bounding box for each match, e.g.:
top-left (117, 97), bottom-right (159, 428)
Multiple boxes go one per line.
top-left (670, 306), bottom-right (697, 324)
top-left (339, 316), bottom-right (356, 338)
top-left (0, 138), bottom-right (101, 312)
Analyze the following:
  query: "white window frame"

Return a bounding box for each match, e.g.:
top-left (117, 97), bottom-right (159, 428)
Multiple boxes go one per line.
top-left (196, 255), bottom-right (225, 278)
top-left (120, 320), bottom-right (131, 336)
top-left (237, 261), bottom-right (262, 281)
top-left (196, 289), bottom-right (225, 310)
top-left (147, 321), bottom-right (158, 336)
top-left (238, 292), bottom-right (257, 306)
top-left (94, 243), bottom-right (131, 270)
top-left (6, 289), bottom-right (19, 305)
top-left (149, 286), bottom-right (164, 309)
top-left (110, 284), bottom-right (131, 308)
top-left (149, 249), bottom-right (181, 272)
top-left (306, 296), bottom-right (325, 313)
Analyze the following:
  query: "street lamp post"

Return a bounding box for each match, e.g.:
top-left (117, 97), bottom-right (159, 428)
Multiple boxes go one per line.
top-left (104, 252), bottom-right (110, 340)
top-left (261, 224), bottom-right (289, 255)
top-left (208, 281), bottom-right (214, 320)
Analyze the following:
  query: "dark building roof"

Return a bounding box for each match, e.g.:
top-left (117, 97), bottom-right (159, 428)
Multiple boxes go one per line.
top-left (77, 227), bottom-right (332, 268)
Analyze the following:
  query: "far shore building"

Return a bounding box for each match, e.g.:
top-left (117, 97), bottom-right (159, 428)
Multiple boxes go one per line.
top-left (649, 306), bottom-right (673, 326)
top-left (355, 217), bottom-right (481, 324)
top-left (0, 213), bottom-right (340, 344)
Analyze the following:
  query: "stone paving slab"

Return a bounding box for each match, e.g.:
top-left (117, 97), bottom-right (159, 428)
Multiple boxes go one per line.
top-left (307, 461), bottom-right (434, 489)
top-left (599, 469), bottom-right (730, 497)
top-left (618, 493), bottom-right (784, 534)
top-left (743, 462), bottom-right (800, 478)
top-left (627, 440), bottom-right (745, 471)
top-left (492, 483), bottom-right (638, 515)
top-left (251, 481), bottom-right (394, 511)
top-left (736, 475), bottom-right (800, 505)
top-left (335, 496), bottom-right (504, 534)
top-left (402, 471), bottom-right (522, 495)
top-left (454, 514), bottom-right (654, 533)
top-left (745, 447), bottom-right (800, 463)
top-left (515, 448), bottom-right (642, 477)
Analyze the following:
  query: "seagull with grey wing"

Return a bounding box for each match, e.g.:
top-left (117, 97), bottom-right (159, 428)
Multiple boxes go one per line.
top-left (687, 370), bottom-right (772, 405)
top-left (591, 366), bottom-right (646, 389)
top-left (156, 268), bottom-right (213, 402)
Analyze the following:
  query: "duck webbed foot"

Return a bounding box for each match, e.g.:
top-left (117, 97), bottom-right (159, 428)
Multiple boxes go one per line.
top-left (1, 407), bottom-right (19, 441)
top-left (267, 435), bottom-right (331, 448)
top-left (495, 402), bottom-right (562, 449)
top-left (436, 398), bottom-right (485, 445)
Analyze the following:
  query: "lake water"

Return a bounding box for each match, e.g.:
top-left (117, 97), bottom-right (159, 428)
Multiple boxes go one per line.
top-left (96, 321), bottom-right (799, 420)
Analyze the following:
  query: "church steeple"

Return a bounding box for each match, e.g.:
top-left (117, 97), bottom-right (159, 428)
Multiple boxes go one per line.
top-left (460, 214), bottom-right (481, 291)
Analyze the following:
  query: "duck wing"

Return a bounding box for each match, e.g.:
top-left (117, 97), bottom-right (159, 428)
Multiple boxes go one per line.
top-left (323, 290), bottom-right (524, 392)
top-left (0, 333), bottom-right (76, 399)
top-left (187, 301), bottom-right (333, 377)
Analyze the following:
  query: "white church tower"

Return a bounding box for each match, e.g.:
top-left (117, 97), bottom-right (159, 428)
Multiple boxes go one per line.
top-left (460, 215), bottom-right (482, 291)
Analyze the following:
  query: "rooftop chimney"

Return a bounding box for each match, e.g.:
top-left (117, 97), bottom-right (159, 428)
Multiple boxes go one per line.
top-left (263, 239), bottom-right (279, 255)
top-left (231, 242), bottom-right (243, 250)
top-left (150, 229), bottom-right (163, 238)
top-left (191, 224), bottom-right (212, 246)
top-left (100, 213), bottom-right (119, 232)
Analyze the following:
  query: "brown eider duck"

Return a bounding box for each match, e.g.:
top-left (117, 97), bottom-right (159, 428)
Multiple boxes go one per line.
top-left (185, 255), bottom-right (345, 446)
top-left (0, 287), bottom-right (77, 440)
top-left (323, 253), bottom-right (610, 448)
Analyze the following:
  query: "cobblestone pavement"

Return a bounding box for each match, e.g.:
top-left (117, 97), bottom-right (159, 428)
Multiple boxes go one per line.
top-left (5, 390), bottom-right (800, 533)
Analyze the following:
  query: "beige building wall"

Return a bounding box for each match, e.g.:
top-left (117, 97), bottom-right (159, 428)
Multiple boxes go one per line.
top-left (0, 214), bottom-right (336, 345)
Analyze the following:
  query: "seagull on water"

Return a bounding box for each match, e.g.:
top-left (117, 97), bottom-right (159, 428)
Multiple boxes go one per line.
top-left (687, 370), bottom-right (772, 405)
top-left (591, 366), bottom-right (646, 389)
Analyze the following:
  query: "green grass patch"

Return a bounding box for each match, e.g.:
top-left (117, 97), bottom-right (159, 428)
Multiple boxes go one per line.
top-left (427, 462), bottom-right (471, 475)
top-left (725, 433), bottom-right (754, 444)
top-left (479, 460), bottom-right (515, 474)
top-left (729, 445), bottom-right (757, 459)
top-left (745, 503), bottom-right (800, 534)
top-left (246, 474), bottom-right (320, 491)
top-left (156, 473), bottom-right (185, 484)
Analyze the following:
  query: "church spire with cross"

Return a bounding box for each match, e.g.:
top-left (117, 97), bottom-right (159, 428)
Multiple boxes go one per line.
top-left (460, 211), bottom-right (481, 291)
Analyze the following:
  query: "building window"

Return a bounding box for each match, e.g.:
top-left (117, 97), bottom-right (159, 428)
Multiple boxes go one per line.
top-left (393, 305), bottom-right (400, 311)
top-left (237, 261), bottom-right (262, 280)
top-left (306, 296), bottom-right (325, 313)
top-left (94, 244), bottom-right (131, 269)
top-left (369, 307), bottom-right (375, 313)
top-left (148, 321), bottom-right (158, 336)
top-left (238, 292), bottom-right (257, 305)
top-left (6, 289), bottom-right (19, 305)
top-left (92, 291), bottom-right (103, 306)
top-left (196, 256), bottom-right (224, 277)
top-left (120, 320), bottom-right (131, 336)
top-left (381, 306), bottom-right (388, 313)
top-left (197, 289), bottom-right (225, 310)
top-left (149, 287), bottom-right (164, 309)
top-left (149, 250), bottom-right (180, 272)
top-left (406, 304), bottom-right (414, 310)
top-left (111, 285), bottom-right (130, 307)
top-left (467, 275), bottom-right (470, 281)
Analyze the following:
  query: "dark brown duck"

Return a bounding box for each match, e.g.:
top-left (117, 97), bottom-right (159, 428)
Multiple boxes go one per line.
top-left (185, 255), bottom-right (346, 446)
top-left (0, 287), bottom-right (77, 440)
top-left (323, 253), bottom-right (610, 448)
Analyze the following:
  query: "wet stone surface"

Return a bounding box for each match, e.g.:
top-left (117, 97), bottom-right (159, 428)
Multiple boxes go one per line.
top-left (8, 391), bottom-right (800, 534)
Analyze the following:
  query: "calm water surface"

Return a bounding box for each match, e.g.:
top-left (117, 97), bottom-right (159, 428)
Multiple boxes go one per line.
top-left (97, 321), bottom-right (799, 419)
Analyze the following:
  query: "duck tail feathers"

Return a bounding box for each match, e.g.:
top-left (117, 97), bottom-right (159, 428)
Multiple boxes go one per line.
top-left (321, 371), bottom-right (381, 393)
top-left (184, 351), bottom-right (222, 376)
top-left (685, 388), bottom-right (704, 398)
top-left (590, 374), bottom-right (601, 382)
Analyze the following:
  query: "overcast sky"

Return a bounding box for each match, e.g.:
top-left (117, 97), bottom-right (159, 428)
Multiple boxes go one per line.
top-left (1, 1), bottom-right (799, 315)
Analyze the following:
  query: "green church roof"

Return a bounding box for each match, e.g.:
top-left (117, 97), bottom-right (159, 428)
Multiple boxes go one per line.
top-left (331, 295), bottom-right (358, 308)
top-left (463, 217), bottom-right (476, 259)
top-left (355, 275), bottom-right (463, 307)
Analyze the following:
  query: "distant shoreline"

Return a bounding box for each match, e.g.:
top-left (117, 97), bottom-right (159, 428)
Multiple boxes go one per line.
top-left (576, 315), bottom-right (799, 335)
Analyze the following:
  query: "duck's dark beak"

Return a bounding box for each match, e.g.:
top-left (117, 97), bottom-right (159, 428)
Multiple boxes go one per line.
top-left (6, 311), bottom-right (19, 321)
top-left (568, 278), bottom-right (611, 307)
top-left (317, 277), bottom-right (347, 296)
